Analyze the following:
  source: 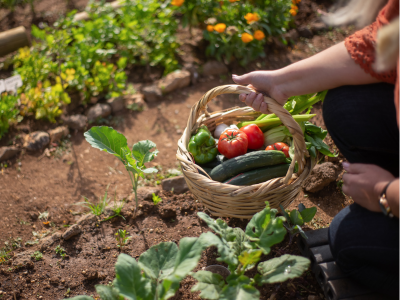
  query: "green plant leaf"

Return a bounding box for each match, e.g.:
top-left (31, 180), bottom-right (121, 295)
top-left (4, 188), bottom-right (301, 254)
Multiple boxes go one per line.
top-left (131, 140), bottom-right (159, 167)
top-left (289, 210), bottom-right (304, 226)
top-left (84, 126), bottom-right (130, 161)
top-left (158, 277), bottom-right (181, 300)
top-left (279, 204), bottom-right (290, 223)
top-left (257, 254), bottom-right (310, 284)
top-left (114, 253), bottom-right (153, 300)
top-left (66, 296), bottom-right (95, 300)
top-left (298, 203), bottom-right (306, 212)
top-left (192, 271), bottom-right (225, 300)
top-left (245, 202), bottom-right (286, 255)
top-left (138, 242), bottom-right (178, 280)
top-left (238, 249), bottom-right (262, 271)
top-left (299, 207), bottom-right (317, 223)
top-left (197, 212), bottom-right (236, 242)
top-left (95, 285), bottom-right (122, 300)
top-left (220, 275), bottom-right (260, 300)
top-left (295, 225), bottom-right (307, 239)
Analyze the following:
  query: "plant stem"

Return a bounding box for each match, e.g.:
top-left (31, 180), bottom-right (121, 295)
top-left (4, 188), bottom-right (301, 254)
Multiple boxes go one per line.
top-left (128, 171), bottom-right (138, 217)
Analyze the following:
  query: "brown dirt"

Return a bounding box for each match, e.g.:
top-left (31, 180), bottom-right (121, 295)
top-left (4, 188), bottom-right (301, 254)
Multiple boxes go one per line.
top-left (0, 1), bottom-right (356, 299)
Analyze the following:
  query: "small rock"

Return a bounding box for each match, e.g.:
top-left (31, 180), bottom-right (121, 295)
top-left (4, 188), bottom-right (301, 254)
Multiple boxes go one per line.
top-left (76, 214), bottom-right (97, 226)
top-left (124, 94), bottom-right (146, 111)
top-left (283, 29), bottom-right (299, 43)
top-left (29, 212), bottom-right (39, 221)
top-left (158, 204), bottom-right (177, 219)
top-left (202, 61), bottom-right (228, 76)
top-left (50, 276), bottom-right (60, 285)
top-left (82, 269), bottom-right (98, 280)
top-left (23, 131), bottom-right (50, 151)
top-left (62, 224), bottom-right (81, 240)
top-left (63, 114), bottom-right (87, 131)
top-left (303, 162), bottom-right (339, 193)
top-left (297, 26), bottom-right (314, 38)
top-left (142, 85), bottom-right (162, 102)
top-left (12, 251), bottom-right (34, 268)
top-left (0, 146), bottom-right (20, 162)
top-left (310, 21), bottom-right (329, 34)
top-left (137, 186), bottom-right (161, 201)
top-left (107, 96), bottom-right (125, 113)
top-left (48, 126), bottom-right (69, 143)
top-left (161, 176), bottom-right (189, 194)
top-left (87, 103), bottom-right (112, 122)
top-left (158, 70), bottom-right (191, 94)
top-left (39, 232), bottom-right (62, 251)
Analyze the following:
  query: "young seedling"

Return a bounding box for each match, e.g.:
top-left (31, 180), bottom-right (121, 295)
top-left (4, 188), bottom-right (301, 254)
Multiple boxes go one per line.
top-left (55, 245), bottom-right (66, 259)
top-left (38, 211), bottom-right (49, 221)
top-left (115, 229), bottom-right (131, 250)
top-left (76, 185), bottom-right (110, 216)
top-left (280, 203), bottom-right (317, 244)
top-left (84, 126), bottom-right (158, 217)
top-left (31, 251), bottom-right (43, 261)
top-left (102, 189), bottom-right (125, 222)
top-left (152, 193), bottom-right (162, 205)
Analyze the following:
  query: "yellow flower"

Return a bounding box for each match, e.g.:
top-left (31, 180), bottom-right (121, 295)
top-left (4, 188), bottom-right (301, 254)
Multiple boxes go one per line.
top-left (290, 8), bottom-right (297, 16)
top-left (244, 12), bottom-right (260, 24)
top-left (254, 30), bottom-right (265, 41)
top-left (214, 23), bottom-right (226, 33)
top-left (207, 25), bottom-right (214, 32)
top-left (241, 33), bottom-right (254, 43)
top-left (171, 0), bottom-right (184, 6)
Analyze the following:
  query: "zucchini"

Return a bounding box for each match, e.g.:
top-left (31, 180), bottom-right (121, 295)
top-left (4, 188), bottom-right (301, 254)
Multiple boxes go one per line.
top-left (223, 164), bottom-right (290, 185)
top-left (197, 167), bottom-right (213, 177)
top-left (209, 150), bottom-right (286, 182)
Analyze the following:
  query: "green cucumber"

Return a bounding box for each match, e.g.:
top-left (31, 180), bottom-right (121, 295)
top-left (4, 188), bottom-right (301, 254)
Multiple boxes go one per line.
top-left (209, 150), bottom-right (286, 182)
top-left (223, 163), bottom-right (290, 185)
top-left (198, 155), bottom-right (228, 169)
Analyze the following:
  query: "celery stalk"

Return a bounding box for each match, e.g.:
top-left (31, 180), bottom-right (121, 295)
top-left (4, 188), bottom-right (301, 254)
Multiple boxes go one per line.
top-left (238, 114), bottom-right (316, 129)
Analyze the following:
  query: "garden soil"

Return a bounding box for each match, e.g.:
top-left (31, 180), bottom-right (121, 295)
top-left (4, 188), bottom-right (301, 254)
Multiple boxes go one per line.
top-left (0, 0), bottom-right (355, 299)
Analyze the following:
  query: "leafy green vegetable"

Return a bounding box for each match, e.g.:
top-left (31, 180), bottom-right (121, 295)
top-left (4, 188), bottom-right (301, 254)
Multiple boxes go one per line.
top-left (280, 203), bottom-right (317, 242)
top-left (192, 271), bottom-right (225, 300)
top-left (304, 122), bottom-right (337, 158)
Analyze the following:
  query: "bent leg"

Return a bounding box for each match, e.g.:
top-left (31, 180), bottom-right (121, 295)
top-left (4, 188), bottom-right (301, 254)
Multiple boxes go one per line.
top-left (323, 83), bottom-right (399, 176)
top-left (329, 204), bottom-right (399, 298)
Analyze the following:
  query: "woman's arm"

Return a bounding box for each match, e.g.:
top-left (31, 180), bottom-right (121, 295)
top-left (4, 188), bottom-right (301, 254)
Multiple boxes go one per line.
top-left (233, 41), bottom-right (381, 113)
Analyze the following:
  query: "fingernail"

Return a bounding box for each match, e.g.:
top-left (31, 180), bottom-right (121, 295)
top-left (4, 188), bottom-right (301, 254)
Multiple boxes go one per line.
top-left (232, 75), bottom-right (238, 78)
top-left (342, 162), bottom-right (350, 170)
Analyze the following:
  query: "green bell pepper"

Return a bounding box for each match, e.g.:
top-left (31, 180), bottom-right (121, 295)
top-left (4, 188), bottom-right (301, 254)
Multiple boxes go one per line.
top-left (188, 125), bottom-right (218, 164)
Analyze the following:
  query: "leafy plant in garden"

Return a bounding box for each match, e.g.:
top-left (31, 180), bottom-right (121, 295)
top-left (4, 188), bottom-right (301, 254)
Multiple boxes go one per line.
top-left (193, 202), bottom-right (310, 299)
top-left (55, 245), bottom-right (66, 259)
top-left (280, 203), bottom-right (317, 244)
top-left (152, 193), bottom-right (162, 205)
top-left (0, 93), bottom-right (19, 139)
top-left (67, 232), bottom-right (217, 300)
top-left (84, 126), bottom-right (158, 216)
top-left (31, 251), bottom-right (43, 261)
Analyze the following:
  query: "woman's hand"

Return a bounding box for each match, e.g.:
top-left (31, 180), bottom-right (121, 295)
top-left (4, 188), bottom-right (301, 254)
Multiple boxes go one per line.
top-left (232, 71), bottom-right (288, 114)
top-left (342, 162), bottom-right (397, 214)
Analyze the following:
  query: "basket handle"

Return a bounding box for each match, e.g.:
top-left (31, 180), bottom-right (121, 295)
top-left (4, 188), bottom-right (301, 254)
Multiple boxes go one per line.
top-left (187, 84), bottom-right (308, 183)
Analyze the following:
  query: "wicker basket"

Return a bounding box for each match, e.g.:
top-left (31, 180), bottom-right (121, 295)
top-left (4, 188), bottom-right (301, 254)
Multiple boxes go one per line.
top-left (176, 85), bottom-right (316, 219)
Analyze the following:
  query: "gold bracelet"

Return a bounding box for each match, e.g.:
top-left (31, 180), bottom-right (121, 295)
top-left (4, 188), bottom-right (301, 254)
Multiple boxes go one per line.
top-left (379, 180), bottom-right (395, 218)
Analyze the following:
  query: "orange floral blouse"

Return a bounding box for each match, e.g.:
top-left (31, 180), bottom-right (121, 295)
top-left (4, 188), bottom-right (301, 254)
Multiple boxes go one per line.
top-left (344, 0), bottom-right (399, 124)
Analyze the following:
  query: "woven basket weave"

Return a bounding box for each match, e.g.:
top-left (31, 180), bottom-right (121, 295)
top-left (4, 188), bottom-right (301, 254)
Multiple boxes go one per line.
top-left (176, 85), bottom-right (316, 219)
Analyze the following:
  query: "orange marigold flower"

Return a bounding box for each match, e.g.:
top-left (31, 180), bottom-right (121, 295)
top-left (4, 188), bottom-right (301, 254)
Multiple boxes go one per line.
top-left (291, 4), bottom-right (298, 10)
top-left (241, 33), bottom-right (254, 43)
top-left (244, 12), bottom-right (260, 24)
top-left (290, 8), bottom-right (297, 16)
top-left (171, 0), bottom-right (184, 6)
top-left (207, 25), bottom-right (214, 32)
top-left (254, 30), bottom-right (265, 41)
top-left (229, 0), bottom-right (239, 2)
top-left (214, 23), bottom-right (226, 33)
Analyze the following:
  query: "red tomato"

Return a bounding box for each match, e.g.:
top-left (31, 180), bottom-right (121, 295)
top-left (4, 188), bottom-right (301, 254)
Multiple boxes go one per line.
top-left (239, 124), bottom-right (264, 150)
top-left (266, 142), bottom-right (290, 158)
top-left (218, 128), bottom-right (248, 159)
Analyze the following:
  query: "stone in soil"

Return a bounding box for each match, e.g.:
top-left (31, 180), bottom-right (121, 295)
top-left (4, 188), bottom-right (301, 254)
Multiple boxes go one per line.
top-left (158, 69), bottom-right (191, 94)
top-left (39, 232), bottom-right (61, 251)
top-left (12, 251), bottom-right (34, 268)
top-left (82, 268), bottom-right (98, 280)
top-left (303, 162), bottom-right (339, 193)
top-left (142, 84), bottom-right (162, 102)
top-left (0, 146), bottom-right (20, 162)
top-left (297, 26), bottom-right (314, 38)
top-left (76, 213), bottom-right (97, 226)
top-left (23, 131), bottom-right (50, 151)
top-left (87, 103), bottom-right (112, 122)
top-left (137, 186), bottom-right (161, 201)
top-left (107, 96), bottom-right (125, 113)
top-left (63, 114), bottom-right (87, 131)
top-left (202, 60), bottom-right (228, 76)
top-left (183, 63), bottom-right (199, 85)
top-left (48, 126), bottom-right (69, 143)
top-left (124, 94), bottom-right (146, 110)
top-left (161, 176), bottom-right (189, 194)
top-left (62, 224), bottom-right (81, 240)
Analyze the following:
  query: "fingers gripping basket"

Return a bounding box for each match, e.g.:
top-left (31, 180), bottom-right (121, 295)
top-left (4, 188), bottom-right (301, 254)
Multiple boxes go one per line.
top-left (177, 85), bottom-right (316, 219)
